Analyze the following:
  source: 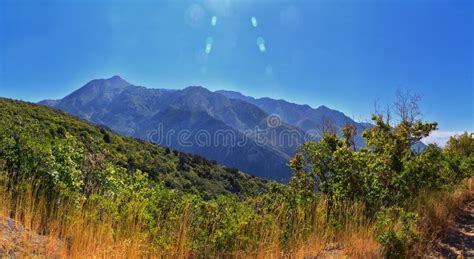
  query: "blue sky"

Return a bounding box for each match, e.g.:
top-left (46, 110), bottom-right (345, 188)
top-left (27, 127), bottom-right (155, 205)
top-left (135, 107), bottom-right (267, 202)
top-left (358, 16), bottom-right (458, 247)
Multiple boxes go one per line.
top-left (0, 0), bottom-right (472, 142)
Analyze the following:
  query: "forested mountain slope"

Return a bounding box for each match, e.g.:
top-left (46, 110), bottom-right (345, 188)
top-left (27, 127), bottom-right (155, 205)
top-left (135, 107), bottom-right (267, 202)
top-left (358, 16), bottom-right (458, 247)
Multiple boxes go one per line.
top-left (216, 90), bottom-right (372, 147)
top-left (0, 98), bottom-right (268, 199)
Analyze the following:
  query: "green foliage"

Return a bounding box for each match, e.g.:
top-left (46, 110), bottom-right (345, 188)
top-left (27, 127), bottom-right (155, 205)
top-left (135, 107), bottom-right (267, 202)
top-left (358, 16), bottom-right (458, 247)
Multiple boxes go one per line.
top-left (289, 113), bottom-right (472, 256)
top-left (444, 132), bottom-right (474, 181)
top-left (0, 97), bottom-right (472, 256)
top-left (0, 98), bottom-right (317, 254)
top-left (375, 207), bottom-right (420, 258)
top-left (360, 115), bottom-right (438, 208)
top-left (0, 98), bottom-right (268, 200)
top-left (294, 127), bottom-right (364, 219)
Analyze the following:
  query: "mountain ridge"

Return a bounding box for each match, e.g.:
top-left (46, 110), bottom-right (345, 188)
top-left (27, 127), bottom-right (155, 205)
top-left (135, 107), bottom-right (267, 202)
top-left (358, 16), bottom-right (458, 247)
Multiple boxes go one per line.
top-left (40, 76), bottom-right (372, 180)
top-left (215, 89), bottom-right (371, 147)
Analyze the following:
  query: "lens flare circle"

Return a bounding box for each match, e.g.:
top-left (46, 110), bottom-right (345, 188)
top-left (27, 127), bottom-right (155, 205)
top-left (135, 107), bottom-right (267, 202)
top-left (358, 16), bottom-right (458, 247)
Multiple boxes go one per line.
top-left (251, 16), bottom-right (258, 27)
top-left (211, 16), bottom-right (217, 26)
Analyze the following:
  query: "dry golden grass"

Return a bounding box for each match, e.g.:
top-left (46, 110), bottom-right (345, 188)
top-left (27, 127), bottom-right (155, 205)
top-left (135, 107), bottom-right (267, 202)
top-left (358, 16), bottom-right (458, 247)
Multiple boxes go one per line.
top-left (0, 186), bottom-right (378, 258)
top-left (1, 177), bottom-right (471, 258)
top-left (0, 184), bottom-right (148, 257)
top-left (341, 229), bottom-right (381, 259)
top-left (412, 177), bottom-right (473, 256)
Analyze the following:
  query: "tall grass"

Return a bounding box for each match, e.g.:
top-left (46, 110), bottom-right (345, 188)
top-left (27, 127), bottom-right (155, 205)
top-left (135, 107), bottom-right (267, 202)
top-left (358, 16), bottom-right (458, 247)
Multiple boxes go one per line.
top-left (1, 169), bottom-right (471, 257)
top-left (0, 173), bottom-right (147, 257)
top-left (412, 178), bottom-right (473, 256)
top-left (0, 171), bottom-right (378, 257)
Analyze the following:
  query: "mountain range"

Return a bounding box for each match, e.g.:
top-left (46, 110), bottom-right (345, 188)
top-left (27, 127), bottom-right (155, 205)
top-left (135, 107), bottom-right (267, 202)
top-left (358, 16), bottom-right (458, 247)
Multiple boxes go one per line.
top-left (40, 76), bottom-right (371, 180)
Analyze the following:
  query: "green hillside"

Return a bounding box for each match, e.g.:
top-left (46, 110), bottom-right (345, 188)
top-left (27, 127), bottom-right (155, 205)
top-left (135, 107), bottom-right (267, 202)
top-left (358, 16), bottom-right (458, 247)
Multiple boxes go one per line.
top-left (0, 98), bottom-right (268, 199)
top-left (0, 97), bottom-right (472, 257)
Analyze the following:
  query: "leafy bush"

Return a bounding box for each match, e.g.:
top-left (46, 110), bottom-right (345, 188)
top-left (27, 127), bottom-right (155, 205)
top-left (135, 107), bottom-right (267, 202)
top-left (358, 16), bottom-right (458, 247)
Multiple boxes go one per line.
top-left (375, 207), bottom-right (420, 258)
top-left (288, 96), bottom-right (472, 255)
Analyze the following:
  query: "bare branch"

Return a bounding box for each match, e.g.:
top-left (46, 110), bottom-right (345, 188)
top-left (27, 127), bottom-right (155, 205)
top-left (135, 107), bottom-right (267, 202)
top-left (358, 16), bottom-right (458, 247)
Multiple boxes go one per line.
top-left (317, 116), bottom-right (336, 135)
top-left (394, 90), bottom-right (422, 124)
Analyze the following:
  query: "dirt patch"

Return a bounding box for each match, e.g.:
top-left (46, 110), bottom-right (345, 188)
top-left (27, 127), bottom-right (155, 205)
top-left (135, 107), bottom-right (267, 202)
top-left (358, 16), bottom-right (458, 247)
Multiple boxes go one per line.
top-left (432, 200), bottom-right (474, 258)
top-left (0, 217), bottom-right (62, 257)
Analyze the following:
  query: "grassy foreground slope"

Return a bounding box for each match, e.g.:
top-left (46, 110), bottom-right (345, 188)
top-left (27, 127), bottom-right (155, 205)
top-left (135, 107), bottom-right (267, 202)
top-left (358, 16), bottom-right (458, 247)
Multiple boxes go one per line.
top-left (0, 97), bottom-right (472, 257)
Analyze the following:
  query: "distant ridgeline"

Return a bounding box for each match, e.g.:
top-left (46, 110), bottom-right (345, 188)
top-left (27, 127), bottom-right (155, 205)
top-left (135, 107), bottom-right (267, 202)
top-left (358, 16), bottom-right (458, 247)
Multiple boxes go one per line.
top-left (0, 98), bottom-right (269, 199)
top-left (39, 76), bottom-right (389, 181)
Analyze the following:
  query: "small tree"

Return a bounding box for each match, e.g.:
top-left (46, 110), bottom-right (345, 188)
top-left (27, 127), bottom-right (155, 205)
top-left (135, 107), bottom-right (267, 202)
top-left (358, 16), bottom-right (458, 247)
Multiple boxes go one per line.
top-left (444, 132), bottom-right (474, 181)
top-left (290, 126), bottom-right (364, 220)
top-left (445, 132), bottom-right (474, 157)
top-left (289, 91), bottom-right (438, 218)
